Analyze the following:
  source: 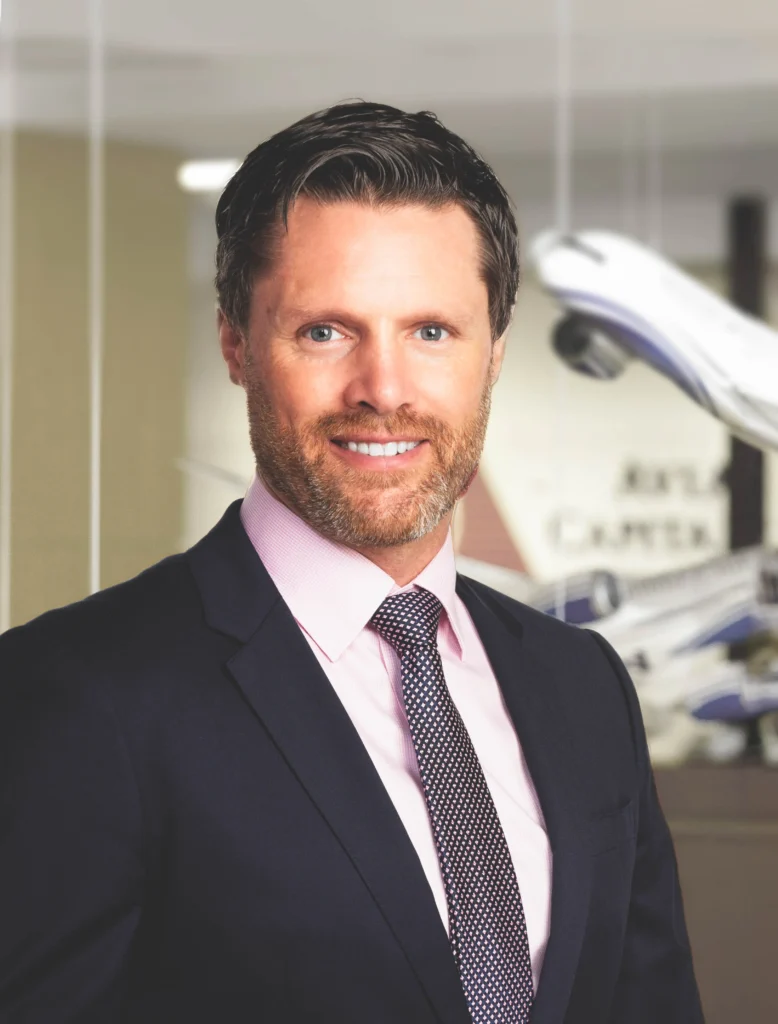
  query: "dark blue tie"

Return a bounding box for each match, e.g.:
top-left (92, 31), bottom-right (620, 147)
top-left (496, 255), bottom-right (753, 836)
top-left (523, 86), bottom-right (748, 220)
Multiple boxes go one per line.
top-left (370, 588), bottom-right (534, 1024)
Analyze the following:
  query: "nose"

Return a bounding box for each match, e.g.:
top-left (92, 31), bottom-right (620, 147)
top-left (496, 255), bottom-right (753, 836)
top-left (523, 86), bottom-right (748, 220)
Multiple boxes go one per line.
top-left (342, 330), bottom-right (415, 417)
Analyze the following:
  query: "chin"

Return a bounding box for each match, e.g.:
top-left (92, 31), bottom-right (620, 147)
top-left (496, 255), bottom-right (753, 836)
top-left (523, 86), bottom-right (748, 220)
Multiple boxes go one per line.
top-left (353, 489), bottom-right (424, 521)
top-left (336, 496), bottom-right (446, 548)
top-left (333, 520), bottom-right (430, 549)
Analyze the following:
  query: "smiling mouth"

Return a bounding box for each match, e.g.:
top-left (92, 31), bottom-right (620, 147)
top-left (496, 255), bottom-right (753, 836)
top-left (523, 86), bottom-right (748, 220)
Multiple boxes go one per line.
top-left (332, 439), bottom-right (425, 457)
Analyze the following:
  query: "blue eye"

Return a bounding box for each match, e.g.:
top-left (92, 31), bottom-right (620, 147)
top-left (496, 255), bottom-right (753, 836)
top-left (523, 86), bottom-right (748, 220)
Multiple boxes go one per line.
top-left (305, 325), bottom-right (345, 343)
top-left (416, 325), bottom-right (449, 342)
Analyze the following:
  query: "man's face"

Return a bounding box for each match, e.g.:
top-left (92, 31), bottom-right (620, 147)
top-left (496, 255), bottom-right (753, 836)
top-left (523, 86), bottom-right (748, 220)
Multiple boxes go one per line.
top-left (222, 198), bottom-right (506, 549)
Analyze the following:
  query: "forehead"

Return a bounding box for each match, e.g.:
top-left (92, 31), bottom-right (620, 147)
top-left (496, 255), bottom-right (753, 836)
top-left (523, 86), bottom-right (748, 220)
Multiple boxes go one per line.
top-left (259, 198), bottom-right (488, 314)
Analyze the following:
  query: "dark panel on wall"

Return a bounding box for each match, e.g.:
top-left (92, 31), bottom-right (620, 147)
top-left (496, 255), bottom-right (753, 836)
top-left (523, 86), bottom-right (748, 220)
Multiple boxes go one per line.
top-left (726, 197), bottom-right (766, 551)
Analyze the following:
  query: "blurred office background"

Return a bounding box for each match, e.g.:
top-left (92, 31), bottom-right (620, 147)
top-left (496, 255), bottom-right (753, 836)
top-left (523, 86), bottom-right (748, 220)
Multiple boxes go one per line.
top-left (1, 1), bottom-right (778, 1019)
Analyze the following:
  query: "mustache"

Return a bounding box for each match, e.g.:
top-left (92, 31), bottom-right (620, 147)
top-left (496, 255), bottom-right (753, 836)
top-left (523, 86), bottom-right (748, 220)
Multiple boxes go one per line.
top-left (309, 409), bottom-right (455, 442)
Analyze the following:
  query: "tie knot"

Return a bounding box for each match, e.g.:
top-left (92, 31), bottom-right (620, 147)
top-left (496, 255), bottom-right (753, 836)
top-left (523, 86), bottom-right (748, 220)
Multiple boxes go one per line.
top-left (369, 589), bottom-right (443, 650)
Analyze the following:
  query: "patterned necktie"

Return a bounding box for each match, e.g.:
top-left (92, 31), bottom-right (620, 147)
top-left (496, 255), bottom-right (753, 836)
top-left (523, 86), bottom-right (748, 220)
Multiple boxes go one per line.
top-left (370, 588), bottom-right (534, 1024)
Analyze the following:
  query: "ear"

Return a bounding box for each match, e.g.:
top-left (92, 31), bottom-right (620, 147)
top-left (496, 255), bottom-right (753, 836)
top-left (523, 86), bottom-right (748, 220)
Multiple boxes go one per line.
top-left (489, 331), bottom-right (508, 385)
top-left (218, 309), bottom-right (247, 386)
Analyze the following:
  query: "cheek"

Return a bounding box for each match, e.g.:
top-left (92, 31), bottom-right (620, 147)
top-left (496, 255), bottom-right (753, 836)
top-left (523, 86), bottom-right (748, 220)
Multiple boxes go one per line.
top-left (421, 355), bottom-right (490, 419)
top-left (261, 357), bottom-right (334, 427)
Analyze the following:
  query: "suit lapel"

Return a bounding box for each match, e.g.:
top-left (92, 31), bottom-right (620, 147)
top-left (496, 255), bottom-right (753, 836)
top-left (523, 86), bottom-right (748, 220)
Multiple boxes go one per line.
top-left (189, 505), bottom-right (472, 1024)
top-left (457, 575), bottom-right (594, 1024)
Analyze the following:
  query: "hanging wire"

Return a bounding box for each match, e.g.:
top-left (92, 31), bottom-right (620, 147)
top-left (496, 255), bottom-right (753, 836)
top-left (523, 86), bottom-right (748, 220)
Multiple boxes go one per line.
top-left (553, 0), bottom-right (573, 621)
top-left (619, 0), bottom-right (641, 243)
top-left (645, 98), bottom-right (663, 252)
top-left (621, 101), bottom-right (639, 238)
top-left (0, 0), bottom-right (16, 633)
top-left (88, 0), bottom-right (105, 595)
top-left (554, 0), bottom-right (573, 236)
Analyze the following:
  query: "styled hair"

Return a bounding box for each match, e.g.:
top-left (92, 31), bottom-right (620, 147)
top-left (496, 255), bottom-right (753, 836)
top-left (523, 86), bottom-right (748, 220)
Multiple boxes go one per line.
top-left (215, 100), bottom-right (520, 340)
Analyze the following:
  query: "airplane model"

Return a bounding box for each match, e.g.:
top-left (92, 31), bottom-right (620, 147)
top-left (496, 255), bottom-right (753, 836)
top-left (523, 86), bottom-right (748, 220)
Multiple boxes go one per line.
top-left (529, 229), bottom-right (778, 452)
top-left (464, 546), bottom-right (778, 676)
top-left (593, 547), bottom-right (778, 670)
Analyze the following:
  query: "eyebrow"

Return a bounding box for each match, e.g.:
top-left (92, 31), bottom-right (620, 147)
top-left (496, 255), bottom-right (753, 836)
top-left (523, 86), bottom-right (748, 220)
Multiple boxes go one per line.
top-left (277, 306), bottom-right (476, 332)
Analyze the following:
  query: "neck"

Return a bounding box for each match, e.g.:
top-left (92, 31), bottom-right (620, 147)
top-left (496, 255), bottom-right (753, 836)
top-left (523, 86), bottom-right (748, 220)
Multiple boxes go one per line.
top-left (351, 516), bottom-right (452, 587)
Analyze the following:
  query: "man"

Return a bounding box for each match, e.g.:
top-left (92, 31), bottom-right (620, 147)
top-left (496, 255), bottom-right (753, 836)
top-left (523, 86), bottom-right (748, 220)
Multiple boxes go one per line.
top-left (0, 101), bottom-right (703, 1023)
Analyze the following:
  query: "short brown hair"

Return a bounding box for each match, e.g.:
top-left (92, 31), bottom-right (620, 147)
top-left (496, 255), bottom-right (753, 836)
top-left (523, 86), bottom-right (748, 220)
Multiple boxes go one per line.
top-left (215, 100), bottom-right (520, 340)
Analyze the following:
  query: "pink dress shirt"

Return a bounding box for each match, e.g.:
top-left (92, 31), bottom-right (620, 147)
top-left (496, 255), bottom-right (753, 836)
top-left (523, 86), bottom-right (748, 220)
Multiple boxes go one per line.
top-left (240, 474), bottom-right (552, 987)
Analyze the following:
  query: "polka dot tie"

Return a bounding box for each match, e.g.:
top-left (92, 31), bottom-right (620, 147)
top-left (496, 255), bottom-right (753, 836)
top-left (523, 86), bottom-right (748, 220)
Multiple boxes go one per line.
top-left (370, 589), bottom-right (534, 1024)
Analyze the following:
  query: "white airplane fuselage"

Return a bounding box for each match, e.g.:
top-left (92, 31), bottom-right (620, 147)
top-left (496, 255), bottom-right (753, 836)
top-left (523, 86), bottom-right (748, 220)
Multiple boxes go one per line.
top-left (531, 230), bottom-right (778, 452)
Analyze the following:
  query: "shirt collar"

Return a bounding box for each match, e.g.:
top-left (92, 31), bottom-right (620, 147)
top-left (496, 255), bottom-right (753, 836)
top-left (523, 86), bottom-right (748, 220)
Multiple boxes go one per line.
top-left (240, 473), bottom-right (466, 663)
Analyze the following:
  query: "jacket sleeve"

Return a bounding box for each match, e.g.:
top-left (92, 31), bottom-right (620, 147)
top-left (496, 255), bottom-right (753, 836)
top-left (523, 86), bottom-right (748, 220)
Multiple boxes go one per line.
top-left (0, 633), bottom-right (144, 1022)
top-left (587, 629), bottom-right (706, 1024)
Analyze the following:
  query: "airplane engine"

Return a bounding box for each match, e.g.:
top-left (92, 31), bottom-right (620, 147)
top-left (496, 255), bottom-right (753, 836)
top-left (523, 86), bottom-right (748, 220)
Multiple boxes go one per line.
top-left (552, 314), bottom-right (631, 381)
top-left (530, 570), bottom-right (624, 624)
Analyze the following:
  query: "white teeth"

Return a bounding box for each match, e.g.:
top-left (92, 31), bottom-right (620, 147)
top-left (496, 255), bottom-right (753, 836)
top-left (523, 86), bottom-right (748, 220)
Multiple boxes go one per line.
top-left (341, 440), bottom-right (422, 457)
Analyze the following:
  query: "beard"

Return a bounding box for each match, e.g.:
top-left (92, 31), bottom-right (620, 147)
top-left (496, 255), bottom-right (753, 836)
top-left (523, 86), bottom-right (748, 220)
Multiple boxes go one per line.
top-left (243, 354), bottom-right (493, 549)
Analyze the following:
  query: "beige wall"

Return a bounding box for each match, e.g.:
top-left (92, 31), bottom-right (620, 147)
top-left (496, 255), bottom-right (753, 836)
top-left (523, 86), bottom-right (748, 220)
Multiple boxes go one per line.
top-left (5, 132), bottom-right (188, 627)
top-left (101, 141), bottom-right (189, 590)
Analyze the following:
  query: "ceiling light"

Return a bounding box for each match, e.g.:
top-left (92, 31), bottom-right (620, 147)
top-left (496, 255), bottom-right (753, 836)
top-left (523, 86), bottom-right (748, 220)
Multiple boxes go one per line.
top-left (177, 159), bottom-right (240, 194)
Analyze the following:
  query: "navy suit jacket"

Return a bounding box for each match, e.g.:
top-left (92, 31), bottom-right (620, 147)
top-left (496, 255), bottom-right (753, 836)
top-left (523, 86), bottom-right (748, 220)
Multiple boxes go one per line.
top-left (0, 502), bottom-right (704, 1023)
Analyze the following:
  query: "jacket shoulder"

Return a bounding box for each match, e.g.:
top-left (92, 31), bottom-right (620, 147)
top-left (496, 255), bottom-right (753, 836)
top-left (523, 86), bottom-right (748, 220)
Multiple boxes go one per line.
top-left (0, 553), bottom-right (202, 678)
top-left (458, 572), bottom-right (637, 728)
